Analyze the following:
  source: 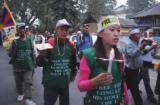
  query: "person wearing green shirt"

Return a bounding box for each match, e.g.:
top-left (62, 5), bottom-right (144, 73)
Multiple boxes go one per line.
top-left (8, 24), bottom-right (36, 105)
top-left (36, 19), bottom-right (77, 105)
top-left (78, 15), bottom-right (128, 105)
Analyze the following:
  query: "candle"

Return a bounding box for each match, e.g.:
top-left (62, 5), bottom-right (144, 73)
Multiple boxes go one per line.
top-left (95, 57), bottom-right (124, 62)
top-left (107, 48), bottom-right (115, 73)
top-left (41, 35), bottom-right (45, 48)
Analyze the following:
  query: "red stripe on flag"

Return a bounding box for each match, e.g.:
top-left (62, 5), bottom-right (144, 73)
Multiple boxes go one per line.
top-left (3, 9), bottom-right (11, 26)
top-left (6, 19), bottom-right (15, 26)
top-left (0, 2), bottom-right (16, 28)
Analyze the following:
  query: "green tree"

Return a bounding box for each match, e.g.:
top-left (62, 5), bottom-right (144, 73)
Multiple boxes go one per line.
top-left (38, 3), bottom-right (55, 31)
top-left (78, 0), bottom-right (117, 20)
top-left (50, 0), bottom-right (81, 30)
top-left (3, 0), bottom-right (82, 31)
top-left (1, 0), bottom-right (117, 32)
top-left (7, 0), bottom-right (52, 27)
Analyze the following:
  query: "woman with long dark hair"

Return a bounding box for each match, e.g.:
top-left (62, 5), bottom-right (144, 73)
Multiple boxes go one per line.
top-left (78, 16), bottom-right (127, 105)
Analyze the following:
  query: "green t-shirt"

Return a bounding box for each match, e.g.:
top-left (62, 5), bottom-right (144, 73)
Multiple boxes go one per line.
top-left (83, 48), bottom-right (123, 105)
top-left (42, 42), bottom-right (72, 88)
top-left (13, 38), bottom-right (33, 70)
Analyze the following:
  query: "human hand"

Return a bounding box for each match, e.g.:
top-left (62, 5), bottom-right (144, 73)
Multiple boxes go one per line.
top-left (91, 72), bottom-right (113, 87)
top-left (140, 41), bottom-right (147, 50)
top-left (152, 42), bottom-right (158, 49)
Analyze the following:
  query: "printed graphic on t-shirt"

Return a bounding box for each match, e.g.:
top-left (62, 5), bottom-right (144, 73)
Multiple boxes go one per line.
top-left (92, 82), bottom-right (122, 105)
top-left (50, 59), bottom-right (69, 76)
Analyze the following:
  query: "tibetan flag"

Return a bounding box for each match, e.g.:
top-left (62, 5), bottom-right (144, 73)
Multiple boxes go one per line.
top-left (0, 2), bottom-right (16, 29)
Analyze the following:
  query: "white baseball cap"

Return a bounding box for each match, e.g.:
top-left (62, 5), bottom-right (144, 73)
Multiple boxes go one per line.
top-left (97, 15), bottom-right (120, 33)
top-left (145, 28), bottom-right (153, 33)
top-left (25, 25), bottom-right (29, 29)
top-left (77, 31), bottom-right (82, 34)
top-left (56, 19), bottom-right (71, 28)
top-left (129, 28), bottom-right (140, 37)
top-left (16, 22), bottom-right (25, 29)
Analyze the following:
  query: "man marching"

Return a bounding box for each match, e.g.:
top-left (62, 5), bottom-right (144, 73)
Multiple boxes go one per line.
top-left (36, 19), bottom-right (77, 105)
top-left (8, 24), bottom-right (36, 105)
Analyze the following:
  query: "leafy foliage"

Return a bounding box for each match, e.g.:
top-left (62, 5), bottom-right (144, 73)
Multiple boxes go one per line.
top-left (0, 0), bottom-right (117, 31)
top-left (79, 0), bottom-right (117, 19)
top-left (50, 0), bottom-right (81, 31)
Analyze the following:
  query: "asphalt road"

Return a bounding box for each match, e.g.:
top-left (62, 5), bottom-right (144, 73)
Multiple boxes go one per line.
top-left (0, 47), bottom-right (159, 105)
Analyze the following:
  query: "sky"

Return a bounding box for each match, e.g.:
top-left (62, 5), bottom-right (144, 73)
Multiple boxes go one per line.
top-left (116, 0), bottom-right (160, 7)
top-left (116, 0), bottom-right (127, 6)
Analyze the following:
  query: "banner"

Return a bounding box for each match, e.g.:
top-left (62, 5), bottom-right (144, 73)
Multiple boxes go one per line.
top-left (0, 2), bottom-right (17, 48)
top-left (3, 26), bottom-right (16, 48)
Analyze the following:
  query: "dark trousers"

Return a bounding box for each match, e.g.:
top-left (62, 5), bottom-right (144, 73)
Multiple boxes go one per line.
top-left (44, 87), bottom-right (69, 105)
top-left (155, 71), bottom-right (160, 95)
top-left (155, 71), bottom-right (160, 104)
top-left (125, 67), bottom-right (143, 105)
top-left (137, 61), bottom-right (154, 98)
top-left (0, 34), bottom-right (2, 46)
top-left (77, 51), bottom-right (83, 70)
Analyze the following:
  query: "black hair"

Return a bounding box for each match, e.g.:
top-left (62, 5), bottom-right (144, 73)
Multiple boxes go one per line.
top-left (94, 37), bottom-right (121, 70)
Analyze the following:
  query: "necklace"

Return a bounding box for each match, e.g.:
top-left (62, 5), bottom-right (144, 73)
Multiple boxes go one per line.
top-left (56, 38), bottom-right (66, 56)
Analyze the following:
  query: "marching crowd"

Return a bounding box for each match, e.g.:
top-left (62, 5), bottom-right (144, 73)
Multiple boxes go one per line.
top-left (5, 15), bottom-right (160, 105)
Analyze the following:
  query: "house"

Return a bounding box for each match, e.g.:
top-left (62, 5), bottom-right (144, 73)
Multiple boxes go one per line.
top-left (119, 18), bottom-right (137, 35)
top-left (114, 5), bottom-right (128, 19)
top-left (132, 3), bottom-right (160, 35)
top-left (114, 5), bottom-right (137, 35)
top-left (82, 15), bottom-right (97, 34)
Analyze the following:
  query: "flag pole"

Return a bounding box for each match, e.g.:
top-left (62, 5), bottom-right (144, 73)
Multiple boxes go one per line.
top-left (3, 0), bottom-right (7, 4)
top-left (3, 0), bottom-right (16, 25)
